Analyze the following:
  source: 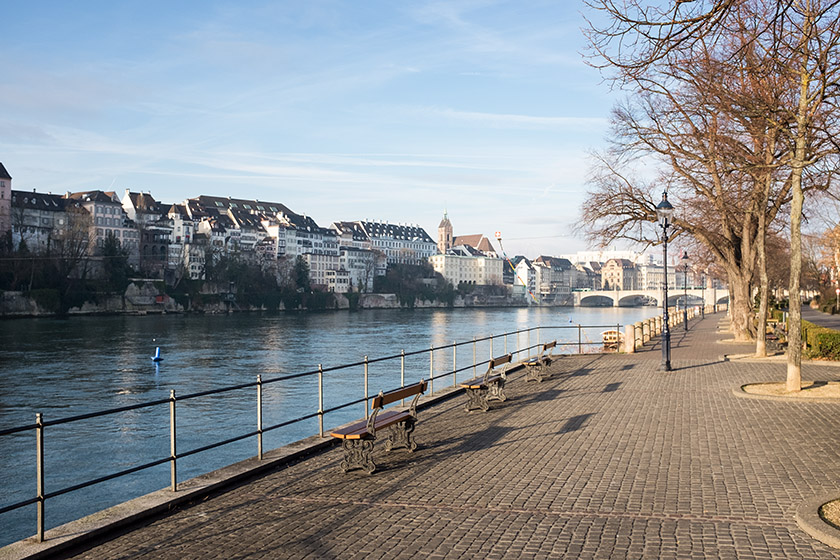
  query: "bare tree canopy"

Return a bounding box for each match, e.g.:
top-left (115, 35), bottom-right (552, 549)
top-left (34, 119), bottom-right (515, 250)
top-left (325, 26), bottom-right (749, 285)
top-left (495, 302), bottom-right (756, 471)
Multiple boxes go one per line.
top-left (582, 0), bottom-right (840, 385)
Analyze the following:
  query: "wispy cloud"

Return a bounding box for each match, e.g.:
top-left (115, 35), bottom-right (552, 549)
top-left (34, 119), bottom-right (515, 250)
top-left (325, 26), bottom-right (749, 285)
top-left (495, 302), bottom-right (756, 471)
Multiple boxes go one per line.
top-left (427, 107), bottom-right (607, 129)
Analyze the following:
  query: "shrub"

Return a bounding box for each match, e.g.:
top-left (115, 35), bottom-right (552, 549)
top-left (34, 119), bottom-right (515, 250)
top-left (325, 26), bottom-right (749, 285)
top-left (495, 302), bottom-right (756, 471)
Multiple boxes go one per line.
top-left (814, 331), bottom-right (840, 360)
top-left (802, 320), bottom-right (840, 359)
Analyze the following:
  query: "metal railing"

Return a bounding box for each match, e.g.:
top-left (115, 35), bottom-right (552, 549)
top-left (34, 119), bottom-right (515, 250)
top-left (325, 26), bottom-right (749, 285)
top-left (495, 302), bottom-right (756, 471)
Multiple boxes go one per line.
top-left (0, 322), bottom-right (624, 544)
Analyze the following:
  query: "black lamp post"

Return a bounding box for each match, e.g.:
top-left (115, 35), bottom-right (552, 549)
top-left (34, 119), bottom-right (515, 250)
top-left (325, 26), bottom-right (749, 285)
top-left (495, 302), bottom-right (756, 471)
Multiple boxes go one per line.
top-left (681, 251), bottom-right (689, 330)
top-left (656, 191), bottom-right (674, 372)
top-left (701, 271), bottom-right (706, 319)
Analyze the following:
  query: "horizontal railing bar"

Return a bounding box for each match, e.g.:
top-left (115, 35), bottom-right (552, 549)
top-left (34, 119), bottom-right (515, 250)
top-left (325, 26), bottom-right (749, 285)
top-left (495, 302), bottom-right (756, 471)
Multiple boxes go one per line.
top-left (177, 381), bottom-right (256, 402)
top-left (44, 457), bottom-right (170, 501)
top-left (178, 431), bottom-right (258, 460)
top-left (323, 398), bottom-right (367, 415)
top-left (43, 398), bottom-right (171, 428)
top-left (0, 497), bottom-right (39, 516)
top-left (263, 367), bottom-right (326, 384)
top-left (0, 424), bottom-right (35, 437)
top-left (263, 411), bottom-right (321, 434)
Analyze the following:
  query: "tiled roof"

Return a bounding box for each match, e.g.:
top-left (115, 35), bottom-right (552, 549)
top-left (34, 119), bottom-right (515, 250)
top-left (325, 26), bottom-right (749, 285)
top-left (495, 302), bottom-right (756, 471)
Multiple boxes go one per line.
top-left (194, 195), bottom-right (293, 217)
top-left (0, 162), bottom-right (11, 180)
top-left (453, 234), bottom-right (495, 255)
top-left (66, 190), bottom-right (119, 204)
top-left (128, 192), bottom-right (164, 213)
top-left (11, 190), bottom-right (65, 211)
top-left (534, 256), bottom-right (573, 269)
top-left (358, 221), bottom-right (434, 243)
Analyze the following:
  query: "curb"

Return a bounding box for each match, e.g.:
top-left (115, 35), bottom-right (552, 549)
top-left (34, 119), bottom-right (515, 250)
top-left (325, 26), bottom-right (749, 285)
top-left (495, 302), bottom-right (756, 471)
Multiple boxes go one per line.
top-left (796, 493), bottom-right (840, 549)
top-left (732, 384), bottom-right (840, 404)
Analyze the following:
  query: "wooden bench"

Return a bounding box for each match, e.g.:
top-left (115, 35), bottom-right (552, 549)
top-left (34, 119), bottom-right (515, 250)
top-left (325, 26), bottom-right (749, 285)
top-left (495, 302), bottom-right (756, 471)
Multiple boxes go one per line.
top-left (524, 340), bottom-right (556, 383)
top-left (329, 380), bottom-right (427, 474)
top-left (460, 354), bottom-right (513, 412)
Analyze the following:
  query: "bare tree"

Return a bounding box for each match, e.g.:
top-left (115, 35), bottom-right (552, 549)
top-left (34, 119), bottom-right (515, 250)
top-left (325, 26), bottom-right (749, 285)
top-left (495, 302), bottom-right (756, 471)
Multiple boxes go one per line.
top-left (582, 20), bottom-right (793, 343)
top-left (584, 0), bottom-right (840, 390)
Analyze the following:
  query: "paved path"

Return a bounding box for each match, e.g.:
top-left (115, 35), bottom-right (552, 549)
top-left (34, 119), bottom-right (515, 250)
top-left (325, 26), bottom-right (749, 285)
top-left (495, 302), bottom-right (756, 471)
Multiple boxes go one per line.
top-left (60, 313), bottom-right (840, 559)
top-left (803, 307), bottom-right (840, 330)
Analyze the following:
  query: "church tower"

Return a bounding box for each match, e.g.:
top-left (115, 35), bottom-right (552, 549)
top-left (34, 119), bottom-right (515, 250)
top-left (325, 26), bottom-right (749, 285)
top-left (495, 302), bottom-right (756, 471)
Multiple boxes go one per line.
top-left (437, 211), bottom-right (452, 254)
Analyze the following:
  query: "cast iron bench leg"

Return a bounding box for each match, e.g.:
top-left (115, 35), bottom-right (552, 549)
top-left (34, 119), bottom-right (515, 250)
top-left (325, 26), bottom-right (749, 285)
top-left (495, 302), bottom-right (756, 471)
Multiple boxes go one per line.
top-left (386, 417), bottom-right (417, 452)
top-left (487, 379), bottom-right (506, 402)
top-left (341, 439), bottom-right (376, 474)
top-left (464, 387), bottom-right (490, 412)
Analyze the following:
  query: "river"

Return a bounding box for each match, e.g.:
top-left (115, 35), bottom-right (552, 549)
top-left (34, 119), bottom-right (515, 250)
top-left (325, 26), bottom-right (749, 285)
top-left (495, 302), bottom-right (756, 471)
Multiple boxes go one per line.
top-left (0, 306), bottom-right (660, 547)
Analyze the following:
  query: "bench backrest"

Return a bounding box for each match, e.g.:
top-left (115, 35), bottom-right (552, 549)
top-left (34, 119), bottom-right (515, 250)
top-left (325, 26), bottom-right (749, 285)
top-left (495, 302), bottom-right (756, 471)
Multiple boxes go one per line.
top-left (542, 341), bottom-right (557, 352)
top-left (482, 353), bottom-right (512, 383)
top-left (372, 380), bottom-right (427, 410)
top-left (488, 353), bottom-right (512, 370)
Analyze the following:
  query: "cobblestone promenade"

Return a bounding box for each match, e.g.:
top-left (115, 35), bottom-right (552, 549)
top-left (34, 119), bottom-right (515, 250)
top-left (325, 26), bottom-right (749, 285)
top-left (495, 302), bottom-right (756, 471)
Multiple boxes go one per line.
top-left (61, 314), bottom-right (840, 559)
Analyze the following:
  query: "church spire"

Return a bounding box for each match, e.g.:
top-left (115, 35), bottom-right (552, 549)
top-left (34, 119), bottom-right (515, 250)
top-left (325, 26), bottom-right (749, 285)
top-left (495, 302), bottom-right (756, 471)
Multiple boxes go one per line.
top-left (437, 210), bottom-right (453, 254)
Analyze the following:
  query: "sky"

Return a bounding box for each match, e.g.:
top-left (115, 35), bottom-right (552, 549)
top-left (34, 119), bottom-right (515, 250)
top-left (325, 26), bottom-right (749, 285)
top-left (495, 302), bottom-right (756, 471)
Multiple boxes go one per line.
top-left (1, 0), bottom-right (622, 258)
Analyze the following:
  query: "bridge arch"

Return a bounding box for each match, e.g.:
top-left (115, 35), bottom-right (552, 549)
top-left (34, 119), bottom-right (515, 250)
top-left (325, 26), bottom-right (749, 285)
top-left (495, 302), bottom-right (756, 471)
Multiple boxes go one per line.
top-left (579, 295), bottom-right (614, 307)
top-left (617, 294), bottom-right (658, 307)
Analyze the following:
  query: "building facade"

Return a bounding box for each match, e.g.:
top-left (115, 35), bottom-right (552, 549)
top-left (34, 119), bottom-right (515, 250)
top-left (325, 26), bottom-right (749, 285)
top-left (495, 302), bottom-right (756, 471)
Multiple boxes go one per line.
top-left (0, 163), bottom-right (11, 237)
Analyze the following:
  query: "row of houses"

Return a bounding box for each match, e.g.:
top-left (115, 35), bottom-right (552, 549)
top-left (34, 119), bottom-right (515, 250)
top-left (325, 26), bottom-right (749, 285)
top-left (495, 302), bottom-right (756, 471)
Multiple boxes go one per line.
top-left (0, 162), bottom-right (702, 299)
top-left (6, 186), bottom-right (441, 292)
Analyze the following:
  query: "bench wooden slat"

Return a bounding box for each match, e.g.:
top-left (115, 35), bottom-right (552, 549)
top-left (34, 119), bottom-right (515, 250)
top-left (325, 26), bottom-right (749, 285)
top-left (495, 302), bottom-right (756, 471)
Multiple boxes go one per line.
top-left (372, 380), bottom-right (427, 409)
top-left (460, 374), bottom-right (503, 389)
top-left (489, 354), bottom-right (512, 369)
top-left (330, 409), bottom-right (411, 439)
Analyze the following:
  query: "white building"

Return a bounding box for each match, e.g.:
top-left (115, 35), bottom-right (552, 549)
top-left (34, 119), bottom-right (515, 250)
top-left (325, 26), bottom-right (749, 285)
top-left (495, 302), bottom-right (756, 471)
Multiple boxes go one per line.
top-left (428, 247), bottom-right (504, 287)
top-left (355, 220), bottom-right (436, 265)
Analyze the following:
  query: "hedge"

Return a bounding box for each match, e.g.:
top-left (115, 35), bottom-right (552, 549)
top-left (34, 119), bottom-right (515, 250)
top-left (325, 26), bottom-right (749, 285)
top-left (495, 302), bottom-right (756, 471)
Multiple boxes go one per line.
top-left (801, 320), bottom-right (840, 360)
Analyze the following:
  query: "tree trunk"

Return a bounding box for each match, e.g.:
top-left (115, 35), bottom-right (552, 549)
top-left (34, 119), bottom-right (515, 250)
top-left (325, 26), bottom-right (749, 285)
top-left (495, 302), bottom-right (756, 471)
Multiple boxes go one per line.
top-left (787, 177), bottom-right (804, 391)
top-left (726, 267), bottom-right (754, 341)
top-left (755, 213), bottom-right (769, 358)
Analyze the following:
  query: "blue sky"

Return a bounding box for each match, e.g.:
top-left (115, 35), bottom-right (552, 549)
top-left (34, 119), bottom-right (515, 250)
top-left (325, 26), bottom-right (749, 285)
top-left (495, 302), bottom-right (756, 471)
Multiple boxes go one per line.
top-left (2, 1), bottom-right (619, 257)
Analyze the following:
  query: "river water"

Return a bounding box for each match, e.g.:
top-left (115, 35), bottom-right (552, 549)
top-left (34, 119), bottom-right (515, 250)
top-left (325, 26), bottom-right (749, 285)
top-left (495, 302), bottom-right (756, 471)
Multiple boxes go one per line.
top-left (0, 306), bottom-right (659, 546)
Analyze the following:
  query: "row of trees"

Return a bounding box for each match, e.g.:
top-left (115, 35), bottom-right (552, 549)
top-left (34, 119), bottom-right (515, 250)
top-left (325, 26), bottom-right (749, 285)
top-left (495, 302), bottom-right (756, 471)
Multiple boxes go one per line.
top-left (581, 0), bottom-right (840, 391)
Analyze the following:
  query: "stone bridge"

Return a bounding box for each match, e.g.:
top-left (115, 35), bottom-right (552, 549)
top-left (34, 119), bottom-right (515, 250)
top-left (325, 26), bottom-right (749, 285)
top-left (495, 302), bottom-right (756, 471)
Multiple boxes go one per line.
top-left (572, 287), bottom-right (730, 307)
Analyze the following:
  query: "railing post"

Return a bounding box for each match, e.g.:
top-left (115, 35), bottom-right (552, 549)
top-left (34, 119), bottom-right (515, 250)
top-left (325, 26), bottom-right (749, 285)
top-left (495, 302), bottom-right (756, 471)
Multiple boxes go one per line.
top-left (257, 375), bottom-right (264, 459)
top-left (452, 342), bottom-right (457, 386)
top-left (318, 365), bottom-right (324, 437)
top-left (35, 413), bottom-right (44, 543)
top-left (578, 325), bottom-right (582, 354)
top-left (401, 350), bottom-right (406, 405)
top-left (473, 337), bottom-right (477, 376)
top-left (429, 344), bottom-right (434, 395)
top-left (364, 356), bottom-right (369, 419)
top-left (169, 390), bottom-right (177, 492)
top-left (490, 334), bottom-right (494, 358)
top-left (527, 329), bottom-right (531, 359)
top-left (504, 334), bottom-right (508, 355)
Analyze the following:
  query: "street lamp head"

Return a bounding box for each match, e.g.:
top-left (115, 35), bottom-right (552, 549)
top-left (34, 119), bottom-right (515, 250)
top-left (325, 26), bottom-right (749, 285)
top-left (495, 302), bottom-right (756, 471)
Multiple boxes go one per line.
top-left (681, 250), bottom-right (689, 265)
top-left (655, 191), bottom-right (675, 227)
